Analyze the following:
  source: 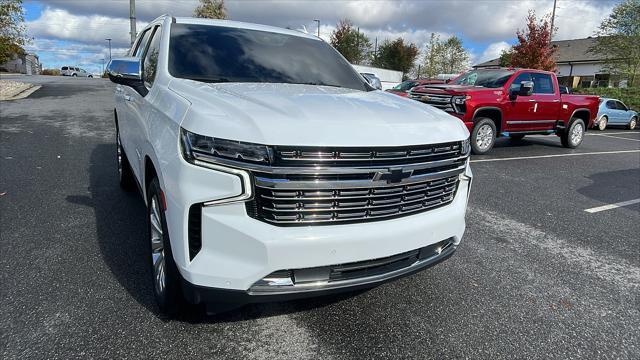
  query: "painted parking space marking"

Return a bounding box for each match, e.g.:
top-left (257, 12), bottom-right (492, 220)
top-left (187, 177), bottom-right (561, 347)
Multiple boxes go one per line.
top-left (587, 131), bottom-right (640, 136)
top-left (584, 198), bottom-right (640, 213)
top-left (470, 150), bottom-right (640, 163)
top-left (586, 133), bottom-right (640, 142)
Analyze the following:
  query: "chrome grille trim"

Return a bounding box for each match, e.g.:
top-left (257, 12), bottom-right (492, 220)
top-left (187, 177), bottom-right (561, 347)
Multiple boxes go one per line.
top-left (408, 92), bottom-right (454, 111)
top-left (252, 174), bottom-right (459, 225)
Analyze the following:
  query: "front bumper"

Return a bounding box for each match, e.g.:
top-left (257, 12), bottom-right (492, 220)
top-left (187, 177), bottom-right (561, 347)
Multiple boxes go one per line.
top-left (181, 237), bottom-right (457, 306)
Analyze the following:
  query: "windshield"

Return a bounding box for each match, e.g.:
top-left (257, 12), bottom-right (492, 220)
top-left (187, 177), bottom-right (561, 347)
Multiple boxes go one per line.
top-left (393, 81), bottom-right (418, 91)
top-left (451, 69), bottom-right (515, 88)
top-left (169, 23), bottom-right (369, 91)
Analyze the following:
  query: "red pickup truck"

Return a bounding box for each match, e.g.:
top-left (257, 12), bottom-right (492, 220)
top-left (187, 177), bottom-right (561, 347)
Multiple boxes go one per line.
top-left (409, 68), bottom-right (599, 154)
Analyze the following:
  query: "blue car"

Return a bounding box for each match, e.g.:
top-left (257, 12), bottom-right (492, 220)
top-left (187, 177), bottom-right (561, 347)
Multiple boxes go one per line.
top-left (594, 98), bottom-right (638, 130)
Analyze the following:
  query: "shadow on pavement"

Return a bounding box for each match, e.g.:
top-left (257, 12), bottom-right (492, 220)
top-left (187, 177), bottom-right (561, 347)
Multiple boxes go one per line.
top-left (67, 144), bottom-right (361, 322)
top-left (577, 168), bottom-right (640, 213)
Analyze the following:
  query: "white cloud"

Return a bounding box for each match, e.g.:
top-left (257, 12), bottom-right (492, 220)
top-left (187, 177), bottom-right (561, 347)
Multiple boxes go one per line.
top-left (474, 41), bottom-right (512, 64)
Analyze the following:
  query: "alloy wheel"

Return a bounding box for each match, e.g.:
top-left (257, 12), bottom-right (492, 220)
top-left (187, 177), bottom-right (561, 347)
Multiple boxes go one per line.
top-left (475, 124), bottom-right (494, 151)
top-left (571, 122), bottom-right (584, 146)
top-left (116, 133), bottom-right (122, 177)
top-left (150, 197), bottom-right (166, 296)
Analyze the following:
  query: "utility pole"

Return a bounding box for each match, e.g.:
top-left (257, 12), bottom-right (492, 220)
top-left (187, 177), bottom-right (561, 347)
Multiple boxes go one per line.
top-left (313, 19), bottom-right (320, 37)
top-left (129, 0), bottom-right (137, 45)
top-left (374, 37), bottom-right (378, 60)
top-left (101, 58), bottom-right (105, 74)
top-left (550, 0), bottom-right (557, 41)
top-left (105, 38), bottom-right (112, 61)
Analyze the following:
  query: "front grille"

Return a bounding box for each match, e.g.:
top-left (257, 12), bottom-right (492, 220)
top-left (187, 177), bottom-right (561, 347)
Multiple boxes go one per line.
top-left (274, 142), bottom-right (462, 167)
top-left (244, 140), bottom-right (468, 226)
top-left (250, 174), bottom-right (459, 225)
top-left (409, 92), bottom-right (454, 111)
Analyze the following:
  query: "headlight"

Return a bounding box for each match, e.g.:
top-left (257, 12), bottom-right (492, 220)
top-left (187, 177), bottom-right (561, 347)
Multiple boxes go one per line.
top-left (181, 128), bottom-right (273, 165)
top-left (461, 137), bottom-right (471, 156)
top-left (452, 96), bottom-right (467, 105)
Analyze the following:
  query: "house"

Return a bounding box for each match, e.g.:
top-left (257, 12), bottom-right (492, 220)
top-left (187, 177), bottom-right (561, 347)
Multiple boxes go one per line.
top-left (473, 37), bottom-right (627, 88)
top-left (0, 53), bottom-right (42, 75)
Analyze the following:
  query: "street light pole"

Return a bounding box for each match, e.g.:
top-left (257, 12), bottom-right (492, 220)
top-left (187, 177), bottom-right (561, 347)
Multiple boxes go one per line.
top-left (101, 58), bottom-right (104, 74)
top-left (105, 38), bottom-right (112, 61)
top-left (313, 19), bottom-right (320, 37)
top-left (130, 0), bottom-right (137, 45)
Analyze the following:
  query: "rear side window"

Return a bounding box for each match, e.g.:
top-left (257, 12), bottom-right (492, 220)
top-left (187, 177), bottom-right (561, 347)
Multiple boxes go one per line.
top-left (606, 100), bottom-right (617, 109)
top-left (143, 26), bottom-right (162, 89)
top-left (61, 66), bottom-right (68, 70)
top-left (616, 101), bottom-right (628, 111)
top-left (531, 73), bottom-right (555, 94)
top-left (133, 29), bottom-right (152, 58)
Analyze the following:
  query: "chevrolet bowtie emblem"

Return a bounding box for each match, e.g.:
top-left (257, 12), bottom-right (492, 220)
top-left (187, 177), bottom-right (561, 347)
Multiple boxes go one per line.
top-left (373, 168), bottom-right (414, 184)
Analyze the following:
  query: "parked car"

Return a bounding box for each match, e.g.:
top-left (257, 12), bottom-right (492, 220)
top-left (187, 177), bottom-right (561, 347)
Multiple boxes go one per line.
top-left (386, 79), bottom-right (445, 97)
top-left (408, 68), bottom-right (600, 154)
top-left (594, 98), bottom-right (638, 130)
top-left (61, 66), bottom-right (93, 77)
top-left (360, 72), bottom-right (382, 89)
top-left (107, 15), bottom-right (472, 315)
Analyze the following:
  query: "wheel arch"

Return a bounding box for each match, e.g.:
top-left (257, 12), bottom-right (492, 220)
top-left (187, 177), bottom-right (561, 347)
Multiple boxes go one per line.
top-left (569, 108), bottom-right (591, 132)
top-left (472, 106), bottom-right (503, 134)
top-left (144, 156), bottom-right (159, 204)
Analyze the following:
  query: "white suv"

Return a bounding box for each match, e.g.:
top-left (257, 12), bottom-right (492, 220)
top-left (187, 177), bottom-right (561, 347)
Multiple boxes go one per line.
top-left (107, 15), bottom-right (472, 315)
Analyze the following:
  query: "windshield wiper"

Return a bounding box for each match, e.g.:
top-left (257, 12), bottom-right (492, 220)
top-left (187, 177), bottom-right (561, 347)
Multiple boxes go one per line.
top-left (186, 76), bottom-right (230, 84)
top-left (294, 82), bottom-right (343, 88)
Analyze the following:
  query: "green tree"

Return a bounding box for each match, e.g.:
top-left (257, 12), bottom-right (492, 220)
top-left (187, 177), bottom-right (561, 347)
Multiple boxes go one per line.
top-left (421, 33), bottom-right (470, 78)
top-left (194, 0), bottom-right (227, 19)
top-left (0, 0), bottom-right (28, 64)
top-left (372, 38), bottom-right (419, 79)
top-left (330, 19), bottom-right (371, 64)
top-left (589, 0), bottom-right (640, 86)
top-left (421, 33), bottom-right (441, 79)
top-left (439, 36), bottom-right (469, 74)
top-left (498, 48), bottom-right (513, 67)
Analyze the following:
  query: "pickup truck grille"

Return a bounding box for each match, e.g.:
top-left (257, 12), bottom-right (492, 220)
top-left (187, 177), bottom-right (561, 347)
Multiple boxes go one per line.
top-left (408, 92), bottom-right (454, 111)
top-left (245, 141), bottom-right (468, 226)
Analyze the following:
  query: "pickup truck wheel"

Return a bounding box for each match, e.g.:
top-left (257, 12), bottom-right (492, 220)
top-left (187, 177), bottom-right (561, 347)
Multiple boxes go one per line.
top-left (598, 116), bottom-right (607, 131)
top-left (471, 118), bottom-right (496, 154)
top-left (147, 177), bottom-right (183, 316)
top-left (561, 118), bottom-right (585, 148)
top-left (509, 134), bottom-right (525, 141)
top-left (117, 130), bottom-right (136, 191)
top-left (629, 117), bottom-right (637, 130)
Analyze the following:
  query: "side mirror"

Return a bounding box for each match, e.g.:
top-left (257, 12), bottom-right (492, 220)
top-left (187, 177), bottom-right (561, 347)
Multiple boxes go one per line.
top-left (107, 57), bottom-right (144, 93)
top-left (518, 81), bottom-right (534, 96)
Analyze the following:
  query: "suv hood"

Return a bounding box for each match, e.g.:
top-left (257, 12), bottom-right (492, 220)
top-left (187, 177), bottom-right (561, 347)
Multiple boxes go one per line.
top-left (170, 79), bottom-right (468, 147)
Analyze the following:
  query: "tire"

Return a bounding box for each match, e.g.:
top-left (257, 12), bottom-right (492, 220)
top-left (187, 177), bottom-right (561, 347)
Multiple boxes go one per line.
top-left (629, 117), bottom-right (637, 130)
top-left (561, 118), bottom-right (585, 148)
top-left (470, 118), bottom-right (496, 154)
top-left (88, 75), bottom-right (93, 78)
top-left (116, 128), bottom-right (136, 191)
top-left (147, 177), bottom-right (183, 316)
top-left (509, 134), bottom-right (525, 141)
top-left (597, 116), bottom-right (607, 131)
top-left (72, 73), bottom-right (77, 77)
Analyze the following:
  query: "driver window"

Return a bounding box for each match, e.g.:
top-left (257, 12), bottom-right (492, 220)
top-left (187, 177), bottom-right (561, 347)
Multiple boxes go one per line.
top-left (616, 101), bottom-right (628, 111)
top-left (509, 73), bottom-right (531, 92)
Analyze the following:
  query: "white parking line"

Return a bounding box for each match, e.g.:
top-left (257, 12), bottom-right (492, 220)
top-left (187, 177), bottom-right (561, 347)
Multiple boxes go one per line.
top-left (470, 150), bottom-right (640, 163)
top-left (587, 134), bottom-right (640, 142)
top-left (584, 198), bottom-right (640, 213)
top-left (587, 131), bottom-right (640, 136)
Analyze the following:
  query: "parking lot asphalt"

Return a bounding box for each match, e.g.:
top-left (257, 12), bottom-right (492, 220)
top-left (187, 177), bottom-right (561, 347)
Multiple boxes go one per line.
top-left (1, 75), bottom-right (639, 359)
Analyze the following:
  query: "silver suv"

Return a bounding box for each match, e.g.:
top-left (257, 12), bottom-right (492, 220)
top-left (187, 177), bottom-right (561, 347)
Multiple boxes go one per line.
top-left (61, 66), bottom-right (93, 77)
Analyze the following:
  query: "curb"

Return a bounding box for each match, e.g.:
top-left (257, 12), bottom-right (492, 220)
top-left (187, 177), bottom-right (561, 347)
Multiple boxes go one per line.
top-left (0, 84), bottom-right (41, 101)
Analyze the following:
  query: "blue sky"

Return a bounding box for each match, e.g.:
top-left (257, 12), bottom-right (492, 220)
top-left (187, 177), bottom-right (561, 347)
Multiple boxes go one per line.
top-left (22, 0), bottom-right (618, 75)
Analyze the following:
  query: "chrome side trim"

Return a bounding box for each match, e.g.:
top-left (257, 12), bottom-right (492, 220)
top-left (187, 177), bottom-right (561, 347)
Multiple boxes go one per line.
top-left (506, 120), bottom-right (557, 125)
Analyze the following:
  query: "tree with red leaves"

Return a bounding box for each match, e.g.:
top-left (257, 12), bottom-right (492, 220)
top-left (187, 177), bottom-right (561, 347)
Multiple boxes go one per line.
top-left (505, 10), bottom-right (557, 71)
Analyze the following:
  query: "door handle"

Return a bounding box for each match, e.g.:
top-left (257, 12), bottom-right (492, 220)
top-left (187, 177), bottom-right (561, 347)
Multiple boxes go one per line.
top-left (124, 94), bottom-right (132, 101)
top-left (552, 99), bottom-right (560, 102)
top-left (528, 99), bottom-right (537, 102)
